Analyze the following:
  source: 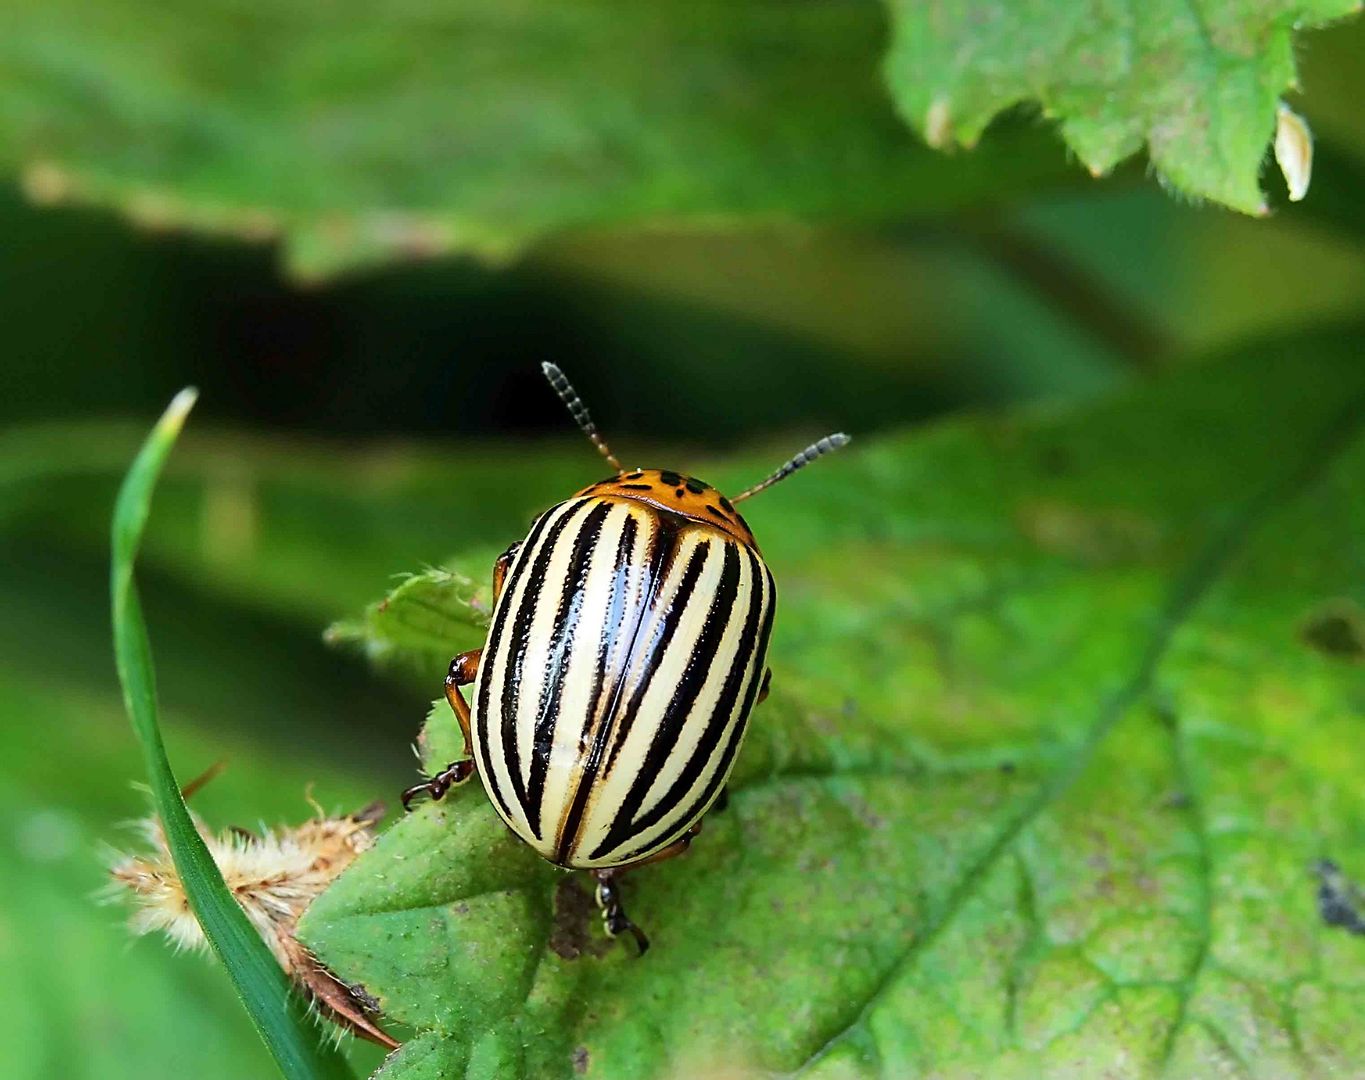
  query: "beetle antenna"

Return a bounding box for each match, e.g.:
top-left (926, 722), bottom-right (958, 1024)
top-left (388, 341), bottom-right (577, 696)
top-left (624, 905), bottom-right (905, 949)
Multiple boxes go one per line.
top-left (541, 363), bottom-right (623, 472)
top-left (731, 432), bottom-right (851, 503)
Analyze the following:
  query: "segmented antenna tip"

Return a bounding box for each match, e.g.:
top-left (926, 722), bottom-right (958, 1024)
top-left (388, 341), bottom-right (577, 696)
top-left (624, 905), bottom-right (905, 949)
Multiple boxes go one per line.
top-left (732, 432), bottom-right (851, 504)
top-left (541, 363), bottom-right (622, 472)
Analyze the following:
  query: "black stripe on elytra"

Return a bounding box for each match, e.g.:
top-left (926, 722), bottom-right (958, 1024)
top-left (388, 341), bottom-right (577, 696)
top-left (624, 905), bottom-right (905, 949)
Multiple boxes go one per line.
top-left (586, 512), bottom-right (644, 778)
top-left (588, 539), bottom-right (742, 860)
top-left (474, 504), bottom-right (565, 822)
top-left (496, 500), bottom-right (593, 822)
top-left (576, 512), bottom-right (662, 785)
top-left (554, 511), bottom-right (686, 864)
top-left (617, 555), bottom-right (776, 864)
top-left (601, 539), bottom-right (711, 777)
top-left (522, 500), bottom-right (617, 836)
top-left (615, 545), bottom-right (762, 849)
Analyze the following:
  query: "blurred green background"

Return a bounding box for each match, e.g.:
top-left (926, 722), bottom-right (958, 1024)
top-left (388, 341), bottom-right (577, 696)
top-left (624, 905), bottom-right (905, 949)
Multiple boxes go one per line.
top-left (1, 10), bottom-right (1364, 1079)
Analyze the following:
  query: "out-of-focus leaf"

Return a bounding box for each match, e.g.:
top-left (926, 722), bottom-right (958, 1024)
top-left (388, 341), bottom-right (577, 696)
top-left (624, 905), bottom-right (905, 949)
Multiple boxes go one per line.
top-left (882, 0), bottom-right (1359, 213)
top-left (326, 567), bottom-right (491, 677)
top-left (111, 390), bottom-right (353, 1080)
top-left (0, 2), bottom-right (1081, 279)
top-left (300, 330), bottom-right (1365, 1077)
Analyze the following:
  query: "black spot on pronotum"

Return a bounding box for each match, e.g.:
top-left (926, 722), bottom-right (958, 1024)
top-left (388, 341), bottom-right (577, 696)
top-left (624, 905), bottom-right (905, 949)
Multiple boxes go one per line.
top-left (1315, 859), bottom-right (1365, 936)
top-left (1302, 602), bottom-right (1365, 660)
top-left (625, 470), bottom-right (644, 480)
top-left (659, 470), bottom-right (682, 487)
top-left (684, 478), bottom-right (706, 495)
top-left (675, 488), bottom-right (686, 498)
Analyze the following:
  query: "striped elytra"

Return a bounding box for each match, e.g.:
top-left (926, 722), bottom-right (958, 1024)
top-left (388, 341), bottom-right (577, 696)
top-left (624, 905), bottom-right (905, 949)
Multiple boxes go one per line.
top-left (470, 476), bottom-right (776, 869)
top-left (403, 363), bottom-right (847, 952)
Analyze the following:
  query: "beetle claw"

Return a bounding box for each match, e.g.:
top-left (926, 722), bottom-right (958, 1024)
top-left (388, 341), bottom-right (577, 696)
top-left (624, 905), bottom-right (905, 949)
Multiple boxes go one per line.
top-left (594, 873), bottom-right (650, 956)
top-left (401, 760), bottom-right (474, 811)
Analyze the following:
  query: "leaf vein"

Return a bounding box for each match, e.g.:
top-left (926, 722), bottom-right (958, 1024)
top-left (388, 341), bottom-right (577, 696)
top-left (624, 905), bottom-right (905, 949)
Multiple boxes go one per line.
top-left (789, 394), bottom-right (1365, 1076)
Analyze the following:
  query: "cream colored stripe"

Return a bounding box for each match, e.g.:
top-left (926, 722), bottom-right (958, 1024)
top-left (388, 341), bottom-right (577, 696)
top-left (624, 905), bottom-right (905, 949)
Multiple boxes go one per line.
top-left (470, 499), bottom-right (580, 845)
top-left (533, 503), bottom-right (635, 853)
top-left (571, 528), bottom-right (718, 862)
top-left (651, 558), bottom-right (770, 849)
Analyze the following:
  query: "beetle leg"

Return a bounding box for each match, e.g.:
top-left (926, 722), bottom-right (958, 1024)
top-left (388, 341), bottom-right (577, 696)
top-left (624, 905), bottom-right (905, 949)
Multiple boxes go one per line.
top-left (757, 667), bottom-right (771, 704)
top-left (402, 649), bottom-right (481, 811)
top-left (401, 759), bottom-right (475, 810)
top-left (492, 541), bottom-right (520, 604)
top-left (592, 870), bottom-right (650, 956)
top-left (590, 819), bottom-right (707, 953)
top-left (629, 819), bottom-right (704, 869)
top-left (443, 649), bottom-right (481, 752)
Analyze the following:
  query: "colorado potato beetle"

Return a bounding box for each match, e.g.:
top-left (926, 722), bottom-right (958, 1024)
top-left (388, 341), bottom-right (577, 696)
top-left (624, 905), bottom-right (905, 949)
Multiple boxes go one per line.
top-left (403, 364), bottom-right (849, 952)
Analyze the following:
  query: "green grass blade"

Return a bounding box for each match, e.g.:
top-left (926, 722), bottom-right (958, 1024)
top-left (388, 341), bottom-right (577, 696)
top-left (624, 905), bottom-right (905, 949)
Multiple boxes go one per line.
top-left (111, 389), bottom-right (355, 1080)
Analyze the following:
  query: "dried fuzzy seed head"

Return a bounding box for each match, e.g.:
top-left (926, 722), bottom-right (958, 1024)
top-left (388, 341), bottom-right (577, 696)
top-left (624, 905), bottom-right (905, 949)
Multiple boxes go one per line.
top-left (107, 799), bottom-right (396, 1048)
top-left (108, 803), bottom-right (381, 963)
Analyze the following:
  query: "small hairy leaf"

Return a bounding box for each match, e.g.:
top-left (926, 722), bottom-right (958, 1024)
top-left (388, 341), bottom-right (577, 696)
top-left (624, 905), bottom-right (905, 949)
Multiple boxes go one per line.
top-left (883, 0), bottom-right (1359, 213)
top-left (300, 331), bottom-right (1365, 1077)
top-left (326, 568), bottom-right (490, 678)
top-left (112, 390), bottom-right (354, 1080)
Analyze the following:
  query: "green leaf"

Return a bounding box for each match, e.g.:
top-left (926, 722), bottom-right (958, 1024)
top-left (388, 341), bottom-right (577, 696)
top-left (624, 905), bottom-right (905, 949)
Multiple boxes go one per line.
top-left (882, 0), bottom-right (1360, 214)
top-left (111, 390), bottom-right (354, 1080)
top-left (0, 2), bottom-right (1083, 278)
top-left (299, 331), bottom-right (1365, 1077)
top-left (325, 567), bottom-right (491, 678)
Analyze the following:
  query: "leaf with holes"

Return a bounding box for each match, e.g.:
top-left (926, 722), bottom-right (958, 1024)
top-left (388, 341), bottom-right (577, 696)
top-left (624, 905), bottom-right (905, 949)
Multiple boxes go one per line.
top-left (883, 0), bottom-right (1360, 213)
top-left (299, 331), bottom-right (1365, 1078)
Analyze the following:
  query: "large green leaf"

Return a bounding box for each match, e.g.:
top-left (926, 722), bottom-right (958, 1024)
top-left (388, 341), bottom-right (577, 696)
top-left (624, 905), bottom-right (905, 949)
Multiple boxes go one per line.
top-left (299, 332), bottom-right (1365, 1077)
top-left (0, 1), bottom-right (1075, 279)
top-left (883, 0), bottom-right (1359, 214)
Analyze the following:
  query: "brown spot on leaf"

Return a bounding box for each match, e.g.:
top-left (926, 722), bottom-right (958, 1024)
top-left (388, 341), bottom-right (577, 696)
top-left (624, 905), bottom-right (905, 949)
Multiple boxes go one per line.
top-left (549, 877), bottom-right (614, 960)
top-left (349, 983), bottom-right (382, 1014)
top-left (573, 1046), bottom-right (590, 1074)
top-left (1301, 601), bottom-right (1365, 661)
top-left (1016, 500), bottom-right (1160, 565)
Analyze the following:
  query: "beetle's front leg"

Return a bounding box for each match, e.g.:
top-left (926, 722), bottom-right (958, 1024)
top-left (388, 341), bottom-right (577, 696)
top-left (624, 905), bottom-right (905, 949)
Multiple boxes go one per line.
top-left (442, 649), bottom-right (481, 751)
top-left (402, 648), bottom-right (481, 811)
top-left (492, 541), bottom-right (520, 603)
